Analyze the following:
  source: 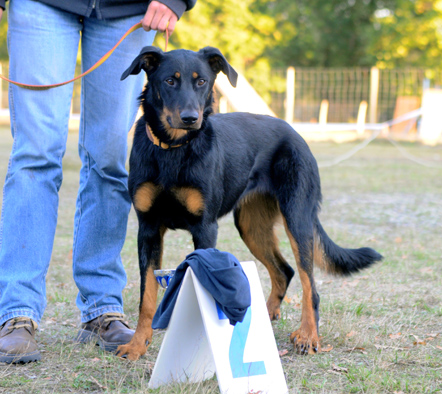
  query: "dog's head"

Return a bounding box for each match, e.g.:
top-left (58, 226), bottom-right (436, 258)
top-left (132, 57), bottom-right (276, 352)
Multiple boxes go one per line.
top-left (121, 47), bottom-right (237, 140)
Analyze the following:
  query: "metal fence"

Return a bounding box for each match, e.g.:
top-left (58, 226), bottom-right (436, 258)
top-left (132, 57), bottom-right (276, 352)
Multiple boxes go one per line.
top-left (271, 67), bottom-right (442, 124)
top-left (1, 62), bottom-right (442, 127)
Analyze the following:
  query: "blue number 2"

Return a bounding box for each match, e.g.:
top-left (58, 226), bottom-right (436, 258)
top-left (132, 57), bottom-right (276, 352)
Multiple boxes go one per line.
top-left (217, 304), bottom-right (267, 378)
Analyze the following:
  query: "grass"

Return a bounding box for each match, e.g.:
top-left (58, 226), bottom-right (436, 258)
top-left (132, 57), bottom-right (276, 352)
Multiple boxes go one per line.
top-left (0, 126), bottom-right (441, 393)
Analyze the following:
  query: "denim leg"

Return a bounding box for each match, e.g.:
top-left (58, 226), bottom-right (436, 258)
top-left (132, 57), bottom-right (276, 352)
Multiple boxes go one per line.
top-left (0, 0), bottom-right (81, 326)
top-left (73, 17), bottom-right (155, 322)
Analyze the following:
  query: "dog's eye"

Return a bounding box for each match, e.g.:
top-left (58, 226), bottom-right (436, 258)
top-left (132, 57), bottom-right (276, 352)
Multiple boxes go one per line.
top-left (165, 78), bottom-right (175, 86)
top-left (197, 79), bottom-right (206, 86)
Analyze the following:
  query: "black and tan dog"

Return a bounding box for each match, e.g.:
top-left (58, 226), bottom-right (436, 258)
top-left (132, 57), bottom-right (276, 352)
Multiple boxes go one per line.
top-left (116, 46), bottom-right (382, 361)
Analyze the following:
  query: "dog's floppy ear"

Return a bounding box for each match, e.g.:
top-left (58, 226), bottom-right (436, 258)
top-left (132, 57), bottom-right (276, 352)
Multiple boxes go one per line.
top-left (121, 46), bottom-right (164, 80)
top-left (199, 47), bottom-right (238, 87)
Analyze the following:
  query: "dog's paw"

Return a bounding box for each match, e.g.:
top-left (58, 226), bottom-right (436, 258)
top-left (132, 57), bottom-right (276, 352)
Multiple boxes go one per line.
top-left (290, 329), bottom-right (320, 355)
top-left (266, 299), bottom-right (282, 321)
top-left (116, 342), bottom-right (148, 361)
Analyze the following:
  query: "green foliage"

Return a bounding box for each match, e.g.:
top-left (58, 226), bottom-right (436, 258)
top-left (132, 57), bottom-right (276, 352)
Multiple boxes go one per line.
top-left (170, 0), bottom-right (275, 72)
top-left (169, 0), bottom-right (278, 99)
top-left (0, 7), bottom-right (7, 61)
top-left (255, 0), bottom-right (392, 67)
top-left (255, 0), bottom-right (442, 68)
top-left (370, 0), bottom-right (442, 68)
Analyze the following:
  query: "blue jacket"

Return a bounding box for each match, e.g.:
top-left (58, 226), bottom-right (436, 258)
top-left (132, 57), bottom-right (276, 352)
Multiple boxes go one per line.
top-left (152, 249), bottom-right (251, 329)
top-left (0, 0), bottom-right (196, 20)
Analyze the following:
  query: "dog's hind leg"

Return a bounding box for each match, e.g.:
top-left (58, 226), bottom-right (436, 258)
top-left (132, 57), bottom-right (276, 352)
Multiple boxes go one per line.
top-left (271, 141), bottom-right (322, 355)
top-left (283, 216), bottom-right (321, 355)
top-left (234, 194), bottom-right (295, 321)
top-left (116, 222), bottom-right (167, 361)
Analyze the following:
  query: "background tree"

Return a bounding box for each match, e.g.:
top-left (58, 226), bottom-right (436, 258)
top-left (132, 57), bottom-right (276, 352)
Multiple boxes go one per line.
top-left (369, 0), bottom-right (442, 68)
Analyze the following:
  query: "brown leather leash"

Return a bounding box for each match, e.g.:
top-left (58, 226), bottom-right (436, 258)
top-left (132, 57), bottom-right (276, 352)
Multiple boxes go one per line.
top-left (0, 22), bottom-right (168, 90)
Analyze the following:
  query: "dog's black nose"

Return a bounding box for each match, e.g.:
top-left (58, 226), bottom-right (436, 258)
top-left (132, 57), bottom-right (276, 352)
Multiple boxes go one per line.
top-left (180, 110), bottom-right (199, 125)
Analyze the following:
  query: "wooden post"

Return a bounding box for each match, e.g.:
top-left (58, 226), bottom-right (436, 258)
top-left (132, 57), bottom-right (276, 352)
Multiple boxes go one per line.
top-left (319, 99), bottom-right (329, 126)
top-left (369, 67), bottom-right (379, 124)
top-left (285, 67), bottom-right (295, 124)
top-left (357, 101), bottom-right (368, 135)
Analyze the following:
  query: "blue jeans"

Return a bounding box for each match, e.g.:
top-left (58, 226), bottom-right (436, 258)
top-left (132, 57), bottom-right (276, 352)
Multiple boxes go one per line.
top-left (0, 0), bottom-right (155, 326)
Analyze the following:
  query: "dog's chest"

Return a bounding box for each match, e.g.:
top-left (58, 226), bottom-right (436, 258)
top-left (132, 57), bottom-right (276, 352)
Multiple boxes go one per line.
top-left (133, 182), bottom-right (205, 218)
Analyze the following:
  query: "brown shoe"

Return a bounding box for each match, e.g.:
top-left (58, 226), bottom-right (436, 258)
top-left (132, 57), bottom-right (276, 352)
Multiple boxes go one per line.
top-left (75, 313), bottom-right (134, 352)
top-left (0, 317), bottom-right (41, 364)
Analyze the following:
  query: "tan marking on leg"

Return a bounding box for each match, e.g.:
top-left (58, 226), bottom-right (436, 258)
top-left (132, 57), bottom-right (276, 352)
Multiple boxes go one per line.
top-left (116, 267), bottom-right (159, 361)
top-left (133, 182), bottom-right (161, 212)
top-left (284, 220), bottom-right (320, 355)
top-left (172, 187), bottom-right (205, 215)
top-left (236, 194), bottom-right (290, 320)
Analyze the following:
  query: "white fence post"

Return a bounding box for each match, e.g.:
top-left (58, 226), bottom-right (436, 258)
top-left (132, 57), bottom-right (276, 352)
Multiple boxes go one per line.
top-left (319, 99), bottom-right (329, 126)
top-left (285, 67), bottom-right (295, 124)
top-left (219, 96), bottom-right (228, 114)
top-left (369, 67), bottom-right (379, 124)
top-left (357, 100), bottom-right (368, 135)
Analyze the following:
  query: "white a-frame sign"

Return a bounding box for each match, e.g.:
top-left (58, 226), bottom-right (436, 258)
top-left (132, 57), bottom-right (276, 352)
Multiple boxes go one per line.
top-left (149, 261), bottom-right (289, 394)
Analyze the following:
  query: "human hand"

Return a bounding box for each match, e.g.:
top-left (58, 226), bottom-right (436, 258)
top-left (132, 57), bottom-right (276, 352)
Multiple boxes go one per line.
top-left (141, 1), bottom-right (178, 37)
top-left (0, 9), bottom-right (3, 22)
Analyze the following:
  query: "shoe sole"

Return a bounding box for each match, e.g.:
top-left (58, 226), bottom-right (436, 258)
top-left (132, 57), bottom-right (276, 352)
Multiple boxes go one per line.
top-left (75, 329), bottom-right (126, 353)
top-left (0, 350), bottom-right (41, 364)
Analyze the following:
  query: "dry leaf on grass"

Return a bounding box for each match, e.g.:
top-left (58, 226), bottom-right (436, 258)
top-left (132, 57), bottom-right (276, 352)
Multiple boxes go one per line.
top-left (283, 294), bottom-right (301, 306)
top-left (344, 347), bottom-right (367, 354)
top-left (436, 346), bottom-right (442, 351)
top-left (90, 376), bottom-right (107, 389)
top-left (278, 349), bottom-right (289, 357)
top-left (331, 364), bottom-right (348, 374)
top-left (412, 334), bottom-right (427, 346)
top-left (375, 344), bottom-right (410, 350)
top-left (389, 332), bottom-right (402, 339)
top-left (341, 279), bottom-right (360, 288)
top-left (419, 267), bottom-right (433, 273)
top-left (322, 344), bottom-right (333, 352)
top-left (346, 331), bottom-right (357, 338)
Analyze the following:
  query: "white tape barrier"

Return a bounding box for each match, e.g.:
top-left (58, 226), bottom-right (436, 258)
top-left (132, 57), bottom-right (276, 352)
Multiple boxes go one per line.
top-left (149, 261), bottom-right (288, 394)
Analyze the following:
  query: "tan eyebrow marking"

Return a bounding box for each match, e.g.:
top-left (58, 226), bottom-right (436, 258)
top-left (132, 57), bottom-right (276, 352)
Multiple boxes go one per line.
top-left (192, 72), bottom-right (198, 79)
top-left (174, 72), bottom-right (181, 78)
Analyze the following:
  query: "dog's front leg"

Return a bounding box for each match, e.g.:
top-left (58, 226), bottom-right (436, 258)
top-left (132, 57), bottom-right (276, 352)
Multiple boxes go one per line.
top-left (116, 223), bottom-right (166, 361)
top-left (190, 221), bottom-right (218, 249)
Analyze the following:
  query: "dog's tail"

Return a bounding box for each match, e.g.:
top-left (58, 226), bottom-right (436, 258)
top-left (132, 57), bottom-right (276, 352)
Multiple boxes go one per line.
top-left (313, 221), bottom-right (382, 275)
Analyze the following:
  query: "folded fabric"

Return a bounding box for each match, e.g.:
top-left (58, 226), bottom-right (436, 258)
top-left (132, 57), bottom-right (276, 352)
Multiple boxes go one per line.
top-left (152, 248), bottom-right (251, 329)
